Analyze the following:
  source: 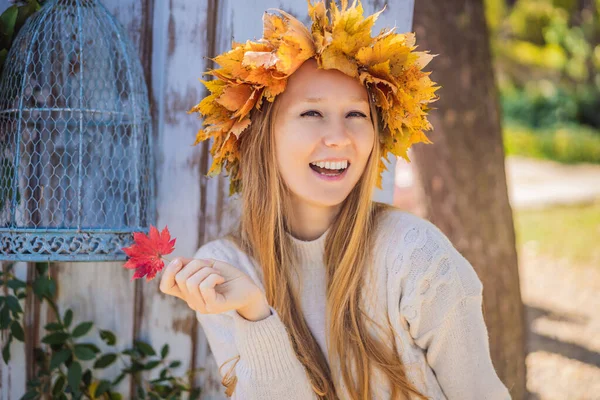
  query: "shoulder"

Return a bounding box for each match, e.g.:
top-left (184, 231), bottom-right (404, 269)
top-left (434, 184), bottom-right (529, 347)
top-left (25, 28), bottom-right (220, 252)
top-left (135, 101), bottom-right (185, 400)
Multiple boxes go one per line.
top-left (374, 207), bottom-right (483, 299)
top-left (374, 207), bottom-right (451, 257)
top-left (193, 236), bottom-right (266, 290)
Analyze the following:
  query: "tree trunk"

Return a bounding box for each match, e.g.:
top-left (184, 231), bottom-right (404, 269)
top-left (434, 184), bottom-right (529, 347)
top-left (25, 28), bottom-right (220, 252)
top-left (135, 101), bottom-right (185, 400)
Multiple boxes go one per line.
top-left (411, 1), bottom-right (527, 398)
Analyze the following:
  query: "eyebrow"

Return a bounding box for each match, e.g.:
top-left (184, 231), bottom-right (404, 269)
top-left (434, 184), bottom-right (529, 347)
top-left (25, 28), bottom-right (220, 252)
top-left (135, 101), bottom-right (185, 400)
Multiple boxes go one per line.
top-left (301, 96), bottom-right (368, 103)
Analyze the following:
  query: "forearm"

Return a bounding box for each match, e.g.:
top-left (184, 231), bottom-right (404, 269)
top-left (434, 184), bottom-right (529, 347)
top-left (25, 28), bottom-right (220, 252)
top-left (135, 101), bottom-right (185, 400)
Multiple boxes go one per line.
top-left (228, 305), bottom-right (319, 399)
top-left (197, 303), bottom-right (318, 399)
top-left (418, 295), bottom-right (511, 400)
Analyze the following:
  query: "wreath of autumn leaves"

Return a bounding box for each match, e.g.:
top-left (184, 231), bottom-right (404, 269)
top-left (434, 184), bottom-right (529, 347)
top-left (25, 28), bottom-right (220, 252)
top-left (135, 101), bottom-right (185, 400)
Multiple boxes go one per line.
top-left (188, 0), bottom-right (440, 195)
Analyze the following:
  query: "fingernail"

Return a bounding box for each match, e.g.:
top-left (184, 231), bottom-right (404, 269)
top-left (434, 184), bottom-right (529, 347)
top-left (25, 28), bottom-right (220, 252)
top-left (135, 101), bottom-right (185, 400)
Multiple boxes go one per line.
top-left (169, 258), bottom-right (180, 267)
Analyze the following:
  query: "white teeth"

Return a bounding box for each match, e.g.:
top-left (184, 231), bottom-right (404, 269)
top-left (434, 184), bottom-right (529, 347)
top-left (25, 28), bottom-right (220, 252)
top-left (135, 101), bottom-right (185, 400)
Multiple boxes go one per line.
top-left (310, 160), bottom-right (349, 170)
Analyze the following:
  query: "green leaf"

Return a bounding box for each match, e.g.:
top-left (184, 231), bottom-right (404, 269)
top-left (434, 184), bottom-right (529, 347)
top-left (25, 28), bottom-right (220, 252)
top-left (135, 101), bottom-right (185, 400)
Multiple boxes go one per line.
top-left (0, 5), bottom-right (18, 37)
top-left (160, 344), bottom-right (169, 359)
top-left (15, 0), bottom-right (41, 29)
top-left (42, 332), bottom-right (69, 345)
top-left (110, 393), bottom-right (123, 400)
top-left (144, 360), bottom-right (161, 370)
top-left (10, 321), bottom-right (25, 342)
top-left (71, 321), bottom-right (93, 338)
top-left (82, 369), bottom-right (92, 385)
top-left (93, 353), bottom-right (117, 369)
top-left (52, 375), bottom-right (66, 396)
top-left (112, 373), bottom-right (126, 387)
top-left (44, 322), bottom-right (63, 331)
top-left (99, 329), bottom-right (116, 346)
top-left (189, 388), bottom-right (201, 400)
top-left (50, 348), bottom-right (71, 370)
top-left (80, 343), bottom-right (101, 353)
top-left (7, 279), bottom-right (26, 290)
top-left (67, 361), bottom-right (82, 394)
top-left (2, 336), bottom-right (11, 363)
top-left (47, 279), bottom-right (56, 298)
top-left (32, 278), bottom-right (48, 298)
top-left (35, 263), bottom-right (48, 276)
top-left (73, 344), bottom-right (96, 361)
top-left (95, 380), bottom-right (111, 396)
top-left (0, 305), bottom-right (11, 329)
top-left (129, 361), bottom-right (145, 373)
top-left (63, 309), bottom-right (73, 328)
top-left (135, 340), bottom-right (156, 357)
top-left (20, 390), bottom-right (39, 400)
top-left (121, 349), bottom-right (139, 357)
top-left (169, 360), bottom-right (181, 369)
top-left (6, 295), bottom-right (23, 313)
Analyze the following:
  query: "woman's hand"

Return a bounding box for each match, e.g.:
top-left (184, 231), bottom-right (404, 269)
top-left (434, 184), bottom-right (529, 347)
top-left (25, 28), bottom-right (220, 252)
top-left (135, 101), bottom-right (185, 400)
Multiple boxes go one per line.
top-left (159, 257), bottom-right (271, 321)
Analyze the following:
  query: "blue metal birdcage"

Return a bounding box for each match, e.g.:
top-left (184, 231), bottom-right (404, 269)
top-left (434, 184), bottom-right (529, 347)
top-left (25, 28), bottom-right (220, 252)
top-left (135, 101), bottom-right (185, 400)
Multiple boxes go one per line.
top-left (0, 0), bottom-right (154, 262)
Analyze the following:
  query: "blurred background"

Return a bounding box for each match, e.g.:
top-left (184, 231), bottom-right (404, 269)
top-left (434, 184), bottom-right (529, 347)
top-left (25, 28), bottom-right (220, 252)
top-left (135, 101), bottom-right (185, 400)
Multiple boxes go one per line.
top-left (396, 1), bottom-right (600, 399)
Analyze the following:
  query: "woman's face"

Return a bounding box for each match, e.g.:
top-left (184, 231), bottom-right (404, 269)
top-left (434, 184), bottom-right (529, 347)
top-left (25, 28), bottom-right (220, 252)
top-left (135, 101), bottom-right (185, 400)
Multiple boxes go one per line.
top-left (273, 59), bottom-right (375, 209)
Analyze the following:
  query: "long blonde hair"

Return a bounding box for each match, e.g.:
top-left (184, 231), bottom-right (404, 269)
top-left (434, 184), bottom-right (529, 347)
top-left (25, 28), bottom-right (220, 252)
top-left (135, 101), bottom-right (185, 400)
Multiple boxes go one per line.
top-left (224, 81), bottom-right (428, 400)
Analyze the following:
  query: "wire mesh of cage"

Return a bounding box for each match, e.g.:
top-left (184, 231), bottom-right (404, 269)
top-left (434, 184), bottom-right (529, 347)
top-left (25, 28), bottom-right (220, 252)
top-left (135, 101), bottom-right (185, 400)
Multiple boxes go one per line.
top-left (0, 0), bottom-right (154, 262)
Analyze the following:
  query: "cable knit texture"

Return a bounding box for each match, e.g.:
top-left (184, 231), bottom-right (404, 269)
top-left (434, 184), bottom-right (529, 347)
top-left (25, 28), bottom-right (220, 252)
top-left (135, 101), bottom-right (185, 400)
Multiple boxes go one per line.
top-left (193, 209), bottom-right (512, 400)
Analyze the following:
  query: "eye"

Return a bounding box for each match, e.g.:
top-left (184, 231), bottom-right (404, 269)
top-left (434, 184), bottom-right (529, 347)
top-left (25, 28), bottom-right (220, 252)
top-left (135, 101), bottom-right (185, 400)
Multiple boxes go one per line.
top-left (347, 111), bottom-right (368, 118)
top-left (300, 110), bottom-right (322, 117)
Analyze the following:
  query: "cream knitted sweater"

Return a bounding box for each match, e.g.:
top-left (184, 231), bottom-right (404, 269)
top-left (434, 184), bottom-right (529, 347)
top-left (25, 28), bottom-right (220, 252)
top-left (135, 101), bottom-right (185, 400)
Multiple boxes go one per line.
top-left (193, 209), bottom-right (512, 399)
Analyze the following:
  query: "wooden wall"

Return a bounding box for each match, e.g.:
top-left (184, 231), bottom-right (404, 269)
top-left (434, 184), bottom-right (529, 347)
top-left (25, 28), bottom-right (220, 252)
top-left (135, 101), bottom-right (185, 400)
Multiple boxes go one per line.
top-left (0, 1), bottom-right (413, 398)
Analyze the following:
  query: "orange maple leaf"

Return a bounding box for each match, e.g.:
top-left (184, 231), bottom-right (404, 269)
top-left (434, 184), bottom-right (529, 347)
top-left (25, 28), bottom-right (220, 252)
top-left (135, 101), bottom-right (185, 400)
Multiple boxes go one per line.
top-left (122, 225), bottom-right (176, 282)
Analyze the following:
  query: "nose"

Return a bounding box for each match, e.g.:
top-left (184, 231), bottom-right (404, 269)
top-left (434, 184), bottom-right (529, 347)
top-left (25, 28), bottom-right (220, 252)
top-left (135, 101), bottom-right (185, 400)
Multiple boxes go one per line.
top-left (322, 121), bottom-right (352, 148)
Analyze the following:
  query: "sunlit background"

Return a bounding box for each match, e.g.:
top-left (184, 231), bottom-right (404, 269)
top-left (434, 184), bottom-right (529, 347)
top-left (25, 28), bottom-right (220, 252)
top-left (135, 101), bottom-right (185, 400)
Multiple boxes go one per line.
top-left (395, 1), bottom-right (600, 398)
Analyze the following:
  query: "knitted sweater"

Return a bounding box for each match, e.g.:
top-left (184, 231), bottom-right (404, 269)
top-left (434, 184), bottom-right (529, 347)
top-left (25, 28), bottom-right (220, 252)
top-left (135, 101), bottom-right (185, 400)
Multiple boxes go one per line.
top-left (193, 209), bottom-right (512, 399)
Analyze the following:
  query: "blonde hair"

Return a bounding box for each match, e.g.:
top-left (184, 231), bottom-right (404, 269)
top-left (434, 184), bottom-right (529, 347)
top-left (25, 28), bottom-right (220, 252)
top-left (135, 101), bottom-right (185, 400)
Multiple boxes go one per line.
top-left (223, 77), bottom-right (428, 400)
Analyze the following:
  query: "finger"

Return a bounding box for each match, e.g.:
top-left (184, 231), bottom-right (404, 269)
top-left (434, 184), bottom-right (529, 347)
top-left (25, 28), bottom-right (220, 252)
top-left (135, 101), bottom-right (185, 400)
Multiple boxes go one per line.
top-left (175, 259), bottom-right (214, 300)
top-left (199, 274), bottom-right (226, 312)
top-left (159, 258), bottom-right (184, 298)
top-left (186, 267), bottom-right (220, 312)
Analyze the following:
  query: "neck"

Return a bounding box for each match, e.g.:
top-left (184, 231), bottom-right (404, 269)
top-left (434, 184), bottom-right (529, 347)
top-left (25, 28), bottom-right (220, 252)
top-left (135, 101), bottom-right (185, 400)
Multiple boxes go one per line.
top-left (287, 197), bottom-right (341, 241)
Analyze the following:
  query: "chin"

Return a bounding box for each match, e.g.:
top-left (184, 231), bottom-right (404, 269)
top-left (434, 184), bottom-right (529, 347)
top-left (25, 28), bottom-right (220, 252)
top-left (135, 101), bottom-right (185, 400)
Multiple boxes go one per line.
top-left (301, 186), bottom-right (354, 208)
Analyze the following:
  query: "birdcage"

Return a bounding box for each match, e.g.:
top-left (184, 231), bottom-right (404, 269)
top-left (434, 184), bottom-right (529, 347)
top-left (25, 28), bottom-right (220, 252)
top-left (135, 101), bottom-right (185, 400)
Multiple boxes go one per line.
top-left (0, 0), bottom-right (154, 262)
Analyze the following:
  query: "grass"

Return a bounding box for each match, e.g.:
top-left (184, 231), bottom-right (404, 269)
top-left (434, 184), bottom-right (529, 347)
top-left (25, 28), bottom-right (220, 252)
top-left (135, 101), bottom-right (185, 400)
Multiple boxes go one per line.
top-left (513, 201), bottom-right (600, 267)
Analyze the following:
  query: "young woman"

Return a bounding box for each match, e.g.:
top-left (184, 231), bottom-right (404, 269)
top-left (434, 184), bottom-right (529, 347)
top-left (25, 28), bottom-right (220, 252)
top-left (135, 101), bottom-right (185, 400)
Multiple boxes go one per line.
top-left (159, 2), bottom-right (512, 399)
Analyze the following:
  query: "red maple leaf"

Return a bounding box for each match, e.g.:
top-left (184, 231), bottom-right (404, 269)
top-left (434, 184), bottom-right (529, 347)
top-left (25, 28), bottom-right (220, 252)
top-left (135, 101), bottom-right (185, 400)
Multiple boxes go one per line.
top-left (122, 225), bottom-right (176, 282)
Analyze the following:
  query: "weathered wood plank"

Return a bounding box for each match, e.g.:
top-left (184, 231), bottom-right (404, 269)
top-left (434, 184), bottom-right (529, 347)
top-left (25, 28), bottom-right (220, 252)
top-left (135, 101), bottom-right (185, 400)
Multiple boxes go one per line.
top-left (136, 0), bottom-right (226, 398)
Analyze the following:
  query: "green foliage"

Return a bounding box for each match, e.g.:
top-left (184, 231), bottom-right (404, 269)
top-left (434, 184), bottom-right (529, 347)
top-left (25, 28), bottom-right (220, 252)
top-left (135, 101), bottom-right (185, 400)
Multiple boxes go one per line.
top-left (503, 122), bottom-right (600, 163)
top-left (0, 263), bottom-right (204, 400)
top-left (485, 0), bottom-right (600, 137)
top-left (0, 1), bottom-right (42, 76)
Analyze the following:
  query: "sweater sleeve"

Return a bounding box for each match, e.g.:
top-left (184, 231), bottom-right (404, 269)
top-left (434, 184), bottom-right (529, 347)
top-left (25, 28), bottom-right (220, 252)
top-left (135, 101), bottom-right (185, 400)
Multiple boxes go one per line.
top-left (193, 240), bottom-right (318, 400)
top-left (396, 220), bottom-right (512, 400)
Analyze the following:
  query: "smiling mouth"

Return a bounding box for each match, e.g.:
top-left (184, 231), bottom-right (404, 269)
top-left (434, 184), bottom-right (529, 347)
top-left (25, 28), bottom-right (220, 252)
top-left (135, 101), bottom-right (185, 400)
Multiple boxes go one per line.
top-left (309, 162), bottom-right (350, 176)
